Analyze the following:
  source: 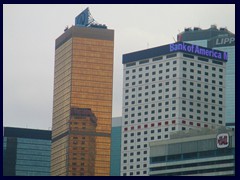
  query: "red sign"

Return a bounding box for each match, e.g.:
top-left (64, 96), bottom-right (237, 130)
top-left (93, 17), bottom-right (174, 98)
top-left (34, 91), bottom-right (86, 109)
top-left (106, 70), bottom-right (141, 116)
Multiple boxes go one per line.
top-left (217, 133), bottom-right (229, 148)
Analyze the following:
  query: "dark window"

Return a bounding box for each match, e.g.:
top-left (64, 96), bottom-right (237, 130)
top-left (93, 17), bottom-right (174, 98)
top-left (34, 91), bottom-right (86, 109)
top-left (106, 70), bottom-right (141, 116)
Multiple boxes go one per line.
top-left (166, 54), bottom-right (177, 58)
top-left (183, 54), bottom-right (194, 59)
top-left (126, 62), bottom-right (136, 67)
top-left (198, 57), bottom-right (209, 62)
top-left (139, 59), bottom-right (149, 64)
top-left (153, 56), bottom-right (163, 61)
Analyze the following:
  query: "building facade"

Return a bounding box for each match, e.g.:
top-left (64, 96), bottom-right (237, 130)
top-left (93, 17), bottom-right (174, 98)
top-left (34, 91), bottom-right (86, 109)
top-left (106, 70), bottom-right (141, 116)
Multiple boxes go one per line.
top-left (121, 42), bottom-right (227, 176)
top-left (3, 127), bottom-right (51, 176)
top-left (177, 25), bottom-right (235, 124)
top-left (110, 117), bottom-right (122, 176)
top-left (149, 127), bottom-right (235, 176)
top-left (51, 8), bottom-right (114, 176)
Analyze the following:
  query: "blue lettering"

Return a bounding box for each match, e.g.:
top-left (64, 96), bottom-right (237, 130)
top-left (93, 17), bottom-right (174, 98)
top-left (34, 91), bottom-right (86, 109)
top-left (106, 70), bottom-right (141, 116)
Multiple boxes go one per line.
top-left (224, 52), bottom-right (228, 60)
top-left (170, 44), bottom-right (175, 52)
top-left (187, 45), bottom-right (192, 52)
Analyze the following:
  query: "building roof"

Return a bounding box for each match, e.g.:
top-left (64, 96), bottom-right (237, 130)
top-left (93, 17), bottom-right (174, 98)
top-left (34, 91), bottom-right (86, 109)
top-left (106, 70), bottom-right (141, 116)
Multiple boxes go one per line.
top-left (3, 127), bottom-right (51, 140)
top-left (122, 42), bottom-right (228, 64)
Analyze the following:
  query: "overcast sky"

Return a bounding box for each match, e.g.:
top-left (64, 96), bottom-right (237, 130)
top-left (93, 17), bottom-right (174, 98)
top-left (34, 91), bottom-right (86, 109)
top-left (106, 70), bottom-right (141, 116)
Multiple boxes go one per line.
top-left (3, 4), bottom-right (235, 130)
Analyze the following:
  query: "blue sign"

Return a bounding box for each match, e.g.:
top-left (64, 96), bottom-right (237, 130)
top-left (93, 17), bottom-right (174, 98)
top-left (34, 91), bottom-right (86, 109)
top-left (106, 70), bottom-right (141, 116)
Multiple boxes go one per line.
top-left (170, 42), bottom-right (228, 61)
top-left (75, 8), bottom-right (89, 26)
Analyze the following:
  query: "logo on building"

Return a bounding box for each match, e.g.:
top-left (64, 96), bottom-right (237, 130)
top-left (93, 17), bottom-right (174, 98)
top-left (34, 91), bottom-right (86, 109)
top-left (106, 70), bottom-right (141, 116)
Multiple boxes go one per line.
top-left (169, 42), bottom-right (228, 61)
top-left (216, 133), bottom-right (229, 148)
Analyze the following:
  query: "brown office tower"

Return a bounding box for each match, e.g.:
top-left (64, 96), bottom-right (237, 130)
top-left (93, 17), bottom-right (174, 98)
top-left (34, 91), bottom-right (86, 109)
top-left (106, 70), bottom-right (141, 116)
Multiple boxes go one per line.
top-left (51, 8), bottom-right (114, 176)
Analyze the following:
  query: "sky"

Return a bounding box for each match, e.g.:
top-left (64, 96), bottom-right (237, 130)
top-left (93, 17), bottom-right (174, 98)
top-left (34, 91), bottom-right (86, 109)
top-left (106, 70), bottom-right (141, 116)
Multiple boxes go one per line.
top-left (3, 4), bottom-right (235, 130)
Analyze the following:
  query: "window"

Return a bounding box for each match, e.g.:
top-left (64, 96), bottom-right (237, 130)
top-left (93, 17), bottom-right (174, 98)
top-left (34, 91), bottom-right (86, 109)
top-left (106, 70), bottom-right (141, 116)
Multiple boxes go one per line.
top-left (212, 60), bottom-right (223, 65)
top-left (153, 56), bottom-right (163, 61)
top-left (126, 62), bottom-right (136, 67)
top-left (139, 59), bottom-right (149, 64)
top-left (166, 54), bottom-right (177, 58)
top-left (183, 54), bottom-right (194, 59)
top-left (198, 57), bottom-right (208, 62)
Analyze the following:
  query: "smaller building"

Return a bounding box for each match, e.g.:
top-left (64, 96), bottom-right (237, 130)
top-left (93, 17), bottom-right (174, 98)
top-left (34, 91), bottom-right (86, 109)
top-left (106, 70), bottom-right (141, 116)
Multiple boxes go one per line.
top-left (3, 127), bottom-right (51, 176)
top-left (110, 117), bottom-right (122, 176)
top-left (149, 127), bottom-right (235, 176)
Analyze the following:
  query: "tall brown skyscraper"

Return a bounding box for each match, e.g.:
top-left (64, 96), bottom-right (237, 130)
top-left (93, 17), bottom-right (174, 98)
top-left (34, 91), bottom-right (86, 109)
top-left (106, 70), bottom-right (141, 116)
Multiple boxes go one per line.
top-left (51, 8), bottom-right (114, 176)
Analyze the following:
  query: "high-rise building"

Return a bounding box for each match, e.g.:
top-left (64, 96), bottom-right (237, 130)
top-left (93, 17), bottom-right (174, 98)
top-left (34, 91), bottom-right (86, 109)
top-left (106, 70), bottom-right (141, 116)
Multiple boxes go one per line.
top-left (110, 117), bottom-right (122, 176)
top-left (3, 127), bottom-right (51, 176)
top-left (51, 8), bottom-right (114, 176)
top-left (149, 127), bottom-right (235, 176)
top-left (121, 42), bottom-right (227, 176)
top-left (177, 25), bottom-right (235, 124)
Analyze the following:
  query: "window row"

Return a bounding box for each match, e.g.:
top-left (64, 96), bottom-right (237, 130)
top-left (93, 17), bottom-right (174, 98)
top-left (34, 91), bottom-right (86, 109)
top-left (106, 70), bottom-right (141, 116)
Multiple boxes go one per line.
top-left (125, 71), bottom-right (178, 81)
top-left (123, 127), bottom-right (176, 138)
top-left (125, 59), bottom-right (177, 72)
top-left (122, 171), bottom-right (147, 176)
top-left (125, 78), bottom-right (177, 86)
top-left (125, 86), bottom-right (177, 93)
top-left (123, 134), bottom-right (169, 144)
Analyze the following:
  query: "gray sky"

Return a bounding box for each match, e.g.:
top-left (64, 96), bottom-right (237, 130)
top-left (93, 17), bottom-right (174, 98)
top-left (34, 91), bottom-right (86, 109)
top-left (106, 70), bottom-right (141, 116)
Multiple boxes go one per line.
top-left (3, 4), bottom-right (235, 130)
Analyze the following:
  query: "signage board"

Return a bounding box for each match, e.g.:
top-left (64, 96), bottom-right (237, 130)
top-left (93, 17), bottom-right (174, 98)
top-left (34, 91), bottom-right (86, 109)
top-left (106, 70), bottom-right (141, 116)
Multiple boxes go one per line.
top-left (216, 133), bottom-right (229, 148)
top-left (170, 42), bottom-right (228, 61)
top-left (75, 8), bottom-right (89, 26)
top-left (208, 35), bottom-right (235, 48)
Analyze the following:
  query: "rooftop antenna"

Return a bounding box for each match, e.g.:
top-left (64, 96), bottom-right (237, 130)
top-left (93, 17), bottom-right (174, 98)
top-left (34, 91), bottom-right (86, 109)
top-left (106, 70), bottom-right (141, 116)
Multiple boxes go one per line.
top-left (64, 26), bottom-right (68, 32)
top-left (172, 36), bottom-right (176, 42)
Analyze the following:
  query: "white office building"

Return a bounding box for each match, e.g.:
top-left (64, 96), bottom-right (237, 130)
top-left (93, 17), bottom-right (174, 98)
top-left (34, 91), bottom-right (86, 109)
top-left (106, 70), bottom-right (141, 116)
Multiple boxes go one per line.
top-left (121, 42), bottom-right (227, 176)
